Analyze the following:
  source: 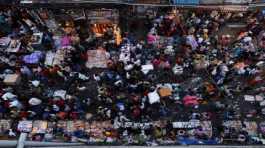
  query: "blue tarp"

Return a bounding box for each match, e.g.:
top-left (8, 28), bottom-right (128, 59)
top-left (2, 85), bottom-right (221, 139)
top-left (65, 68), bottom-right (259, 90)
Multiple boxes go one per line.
top-left (178, 137), bottom-right (218, 145)
top-left (178, 137), bottom-right (199, 145)
top-left (23, 51), bottom-right (43, 64)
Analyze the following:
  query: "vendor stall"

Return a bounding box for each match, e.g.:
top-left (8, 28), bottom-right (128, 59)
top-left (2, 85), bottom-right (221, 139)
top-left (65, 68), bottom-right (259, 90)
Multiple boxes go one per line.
top-left (86, 9), bottom-right (121, 45)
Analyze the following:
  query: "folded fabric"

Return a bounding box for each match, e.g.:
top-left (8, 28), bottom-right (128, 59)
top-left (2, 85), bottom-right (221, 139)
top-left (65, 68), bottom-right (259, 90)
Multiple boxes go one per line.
top-left (61, 36), bottom-right (71, 47)
top-left (147, 34), bottom-right (157, 44)
top-left (31, 80), bottom-right (40, 87)
top-left (183, 95), bottom-right (199, 106)
top-left (116, 102), bottom-right (125, 111)
top-left (23, 51), bottom-right (43, 64)
top-left (141, 64), bottom-right (154, 75)
top-left (2, 92), bottom-right (17, 100)
top-left (172, 64), bottom-right (183, 75)
top-left (10, 100), bottom-right (23, 109)
top-left (53, 90), bottom-right (67, 100)
top-left (148, 90), bottom-right (160, 104)
top-left (187, 35), bottom-right (198, 50)
top-left (29, 98), bottom-right (42, 106)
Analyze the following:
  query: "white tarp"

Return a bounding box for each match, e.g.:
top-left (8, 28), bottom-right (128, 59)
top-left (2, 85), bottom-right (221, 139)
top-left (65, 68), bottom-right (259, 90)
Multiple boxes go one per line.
top-left (244, 95), bottom-right (255, 101)
top-left (141, 64), bottom-right (154, 75)
top-left (53, 90), bottom-right (67, 100)
top-left (148, 90), bottom-right (160, 104)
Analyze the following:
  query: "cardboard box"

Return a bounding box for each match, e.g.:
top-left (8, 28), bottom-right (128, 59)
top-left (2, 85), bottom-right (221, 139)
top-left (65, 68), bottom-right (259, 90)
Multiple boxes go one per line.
top-left (158, 88), bottom-right (172, 97)
top-left (3, 74), bottom-right (21, 85)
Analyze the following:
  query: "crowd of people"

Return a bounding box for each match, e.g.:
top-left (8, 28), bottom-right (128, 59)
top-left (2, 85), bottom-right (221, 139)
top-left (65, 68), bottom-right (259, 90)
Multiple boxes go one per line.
top-left (0, 6), bottom-right (265, 145)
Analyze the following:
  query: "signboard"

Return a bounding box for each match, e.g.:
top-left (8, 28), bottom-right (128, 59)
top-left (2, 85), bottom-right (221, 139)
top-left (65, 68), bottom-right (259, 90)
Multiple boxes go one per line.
top-left (114, 120), bottom-right (166, 129)
top-left (18, 121), bottom-right (33, 133)
top-left (0, 120), bottom-right (11, 134)
top-left (32, 120), bottom-right (48, 134)
top-left (67, 120), bottom-right (85, 133)
top-left (122, 122), bottom-right (152, 129)
top-left (223, 120), bottom-right (242, 132)
top-left (46, 122), bottom-right (55, 134)
top-left (14, 120), bottom-right (212, 135)
top-left (244, 121), bottom-right (258, 136)
top-left (173, 121), bottom-right (200, 128)
top-left (200, 121), bottom-right (212, 138)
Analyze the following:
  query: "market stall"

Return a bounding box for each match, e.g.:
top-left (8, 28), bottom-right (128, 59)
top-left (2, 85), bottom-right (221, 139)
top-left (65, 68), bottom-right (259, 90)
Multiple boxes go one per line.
top-left (86, 9), bottom-right (122, 45)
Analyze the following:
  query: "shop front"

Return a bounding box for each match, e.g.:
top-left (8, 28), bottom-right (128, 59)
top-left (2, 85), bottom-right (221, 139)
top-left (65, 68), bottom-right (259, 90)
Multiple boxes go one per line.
top-left (86, 9), bottom-right (122, 45)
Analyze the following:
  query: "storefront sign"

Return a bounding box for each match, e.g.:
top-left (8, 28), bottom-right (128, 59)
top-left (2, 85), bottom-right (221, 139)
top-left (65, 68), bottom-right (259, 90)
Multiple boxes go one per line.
top-left (172, 121), bottom-right (200, 128)
top-left (18, 121), bottom-right (33, 133)
top-left (122, 122), bottom-right (152, 129)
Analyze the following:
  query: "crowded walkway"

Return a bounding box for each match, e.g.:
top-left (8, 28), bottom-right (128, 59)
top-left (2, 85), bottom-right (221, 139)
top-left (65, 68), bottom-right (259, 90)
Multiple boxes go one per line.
top-left (0, 6), bottom-right (265, 145)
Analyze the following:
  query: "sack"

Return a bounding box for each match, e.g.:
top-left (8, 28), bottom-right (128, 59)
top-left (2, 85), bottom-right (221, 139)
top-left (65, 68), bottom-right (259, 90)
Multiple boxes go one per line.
top-left (3, 74), bottom-right (21, 85)
top-left (158, 88), bottom-right (172, 97)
